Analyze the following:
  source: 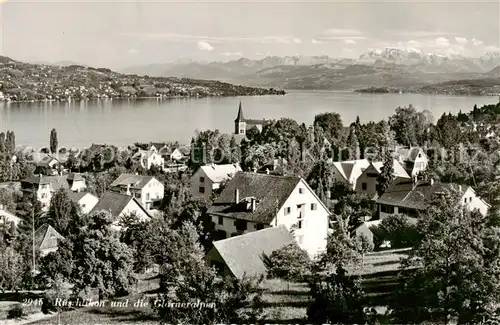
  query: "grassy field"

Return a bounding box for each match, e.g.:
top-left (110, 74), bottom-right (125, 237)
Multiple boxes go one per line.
top-left (13, 248), bottom-right (412, 324)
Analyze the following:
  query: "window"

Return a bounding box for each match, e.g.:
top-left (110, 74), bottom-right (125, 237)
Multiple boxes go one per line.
top-left (255, 224), bottom-right (264, 230)
top-left (380, 204), bottom-right (395, 214)
top-left (235, 219), bottom-right (247, 231)
top-left (299, 188), bottom-right (304, 194)
top-left (298, 220), bottom-right (302, 229)
top-left (284, 207), bottom-right (291, 215)
top-left (82, 204), bottom-right (86, 208)
top-left (218, 216), bottom-right (223, 225)
top-left (311, 203), bottom-right (317, 211)
top-left (41, 193), bottom-right (46, 199)
top-left (362, 182), bottom-right (367, 190)
top-left (367, 173), bottom-right (378, 178)
top-left (199, 176), bottom-right (205, 183)
top-left (199, 186), bottom-right (205, 194)
top-left (146, 193), bottom-right (150, 200)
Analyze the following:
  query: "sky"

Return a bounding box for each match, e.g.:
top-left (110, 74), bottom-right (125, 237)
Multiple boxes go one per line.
top-left (0, 0), bottom-right (499, 70)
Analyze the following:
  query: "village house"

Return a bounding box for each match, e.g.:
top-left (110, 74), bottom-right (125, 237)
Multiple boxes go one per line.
top-left (33, 155), bottom-right (62, 176)
top-left (90, 191), bottom-right (151, 228)
top-left (0, 205), bottom-right (22, 228)
top-left (257, 158), bottom-right (288, 176)
top-left (67, 191), bottom-right (99, 214)
top-left (35, 224), bottom-right (64, 257)
top-left (351, 217), bottom-right (417, 249)
top-left (132, 148), bottom-right (165, 170)
top-left (207, 172), bottom-right (331, 258)
top-left (331, 159), bottom-right (371, 190)
top-left (191, 163), bottom-right (242, 201)
top-left (109, 173), bottom-right (164, 211)
top-left (21, 173), bottom-right (87, 211)
top-left (376, 178), bottom-right (490, 220)
top-left (393, 147), bottom-right (428, 177)
top-left (206, 225), bottom-right (295, 278)
top-left (170, 147), bottom-right (190, 162)
top-left (355, 159), bottom-right (411, 198)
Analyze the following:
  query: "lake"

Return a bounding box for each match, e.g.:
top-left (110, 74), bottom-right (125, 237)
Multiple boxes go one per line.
top-left (0, 90), bottom-right (497, 149)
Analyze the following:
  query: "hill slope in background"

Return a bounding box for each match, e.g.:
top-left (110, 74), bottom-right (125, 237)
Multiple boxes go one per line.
top-left (0, 56), bottom-right (285, 101)
top-left (122, 49), bottom-right (500, 91)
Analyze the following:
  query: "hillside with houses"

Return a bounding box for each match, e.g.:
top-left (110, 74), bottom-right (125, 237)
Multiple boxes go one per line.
top-left (2, 101), bottom-right (500, 324)
top-left (0, 55), bottom-right (285, 102)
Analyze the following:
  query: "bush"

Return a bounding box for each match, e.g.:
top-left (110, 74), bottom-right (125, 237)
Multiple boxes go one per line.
top-left (7, 304), bottom-right (24, 319)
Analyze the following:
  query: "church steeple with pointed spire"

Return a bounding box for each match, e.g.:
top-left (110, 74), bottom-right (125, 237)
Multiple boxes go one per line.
top-left (233, 101), bottom-right (266, 136)
top-left (235, 102), bottom-right (245, 122)
top-left (234, 102), bottom-right (247, 135)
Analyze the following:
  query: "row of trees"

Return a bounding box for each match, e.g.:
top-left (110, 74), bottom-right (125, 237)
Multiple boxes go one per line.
top-left (262, 186), bottom-right (500, 324)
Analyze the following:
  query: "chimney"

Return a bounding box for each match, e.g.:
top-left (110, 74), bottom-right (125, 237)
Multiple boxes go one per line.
top-left (253, 167), bottom-right (257, 173)
top-left (251, 197), bottom-right (256, 212)
top-left (458, 184), bottom-right (462, 192)
top-left (265, 168), bottom-right (270, 175)
top-left (126, 184), bottom-right (131, 196)
top-left (235, 189), bottom-right (240, 204)
top-left (430, 178), bottom-right (434, 186)
top-left (326, 190), bottom-right (331, 200)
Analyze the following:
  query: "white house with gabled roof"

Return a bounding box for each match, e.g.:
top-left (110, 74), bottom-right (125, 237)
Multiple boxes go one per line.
top-left (355, 159), bottom-right (411, 198)
top-left (191, 163), bottom-right (242, 201)
top-left (208, 172), bottom-right (331, 258)
top-left (331, 159), bottom-right (371, 190)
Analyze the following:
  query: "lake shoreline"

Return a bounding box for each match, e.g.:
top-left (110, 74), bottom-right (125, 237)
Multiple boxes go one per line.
top-left (1, 91), bottom-right (497, 149)
top-left (0, 92), bottom-right (287, 104)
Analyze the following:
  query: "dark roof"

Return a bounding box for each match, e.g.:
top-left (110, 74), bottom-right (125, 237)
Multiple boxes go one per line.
top-left (66, 190), bottom-right (94, 202)
top-left (90, 191), bottom-right (150, 218)
top-left (66, 173), bottom-right (84, 181)
top-left (35, 224), bottom-right (64, 251)
top-left (37, 155), bottom-right (59, 167)
top-left (209, 225), bottom-right (295, 278)
top-left (245, 119), bottom-right (267, 126)
top-left (22, 175), bottom-right (51, 186)
top-left (109, 173), bottom-right (156, 190)
top-left (234, 102), bottom-right (244, 122)
top-left (150, 142), bottom-right (167, 151)
top-left (208, 172), bottom-right (301, 223)
top-left (88, 143), bottom-right (106, 152)
top-left (376, 179), bottom-right (471, 210)
top-left (45, 176), bottom-right (71, 191)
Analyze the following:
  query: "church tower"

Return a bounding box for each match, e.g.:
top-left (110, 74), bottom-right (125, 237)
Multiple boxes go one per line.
top-left (234, 102), bottom-right (246, 135)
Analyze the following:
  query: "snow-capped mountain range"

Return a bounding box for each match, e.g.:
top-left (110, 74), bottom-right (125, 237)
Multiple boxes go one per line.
top-left (357, 48), bottom-right (500, 72)
top-left (121, 48), bottom-right (500, 90)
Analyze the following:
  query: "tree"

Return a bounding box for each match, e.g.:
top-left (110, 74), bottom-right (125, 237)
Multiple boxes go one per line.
top-left (44, 274), bottom-right (71, 325)
top-left (47, 189), bottom-right (79, 236)
top-left (0, 246), bottom-right (23, 293)
top-left (154, 222), bottom-right (263, 324)
top-left (345, 126), bottom-right (360, 160)
top-left (307, 266), bottom-right (367, 324)
top-left (370, 214), bottom-right (420, 249)
top-left (388, 188), bottom-right (500, 324)
top-left (389, 105), bottom-right (431, 146)
top-left (313, 113), bottom-right (344, 145)
top-left (52, 211), bottom-right (135, 299)
top-left (263, 242), bottom-right (312, 283)
top-left (376, 148), bottom-right (394, 196)
top-left (50, 129), bottom-right (58, 154)
top-left (356, 233), bottom-right (374, 267)
top-left (319, 214), bottom-right (361, 269)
